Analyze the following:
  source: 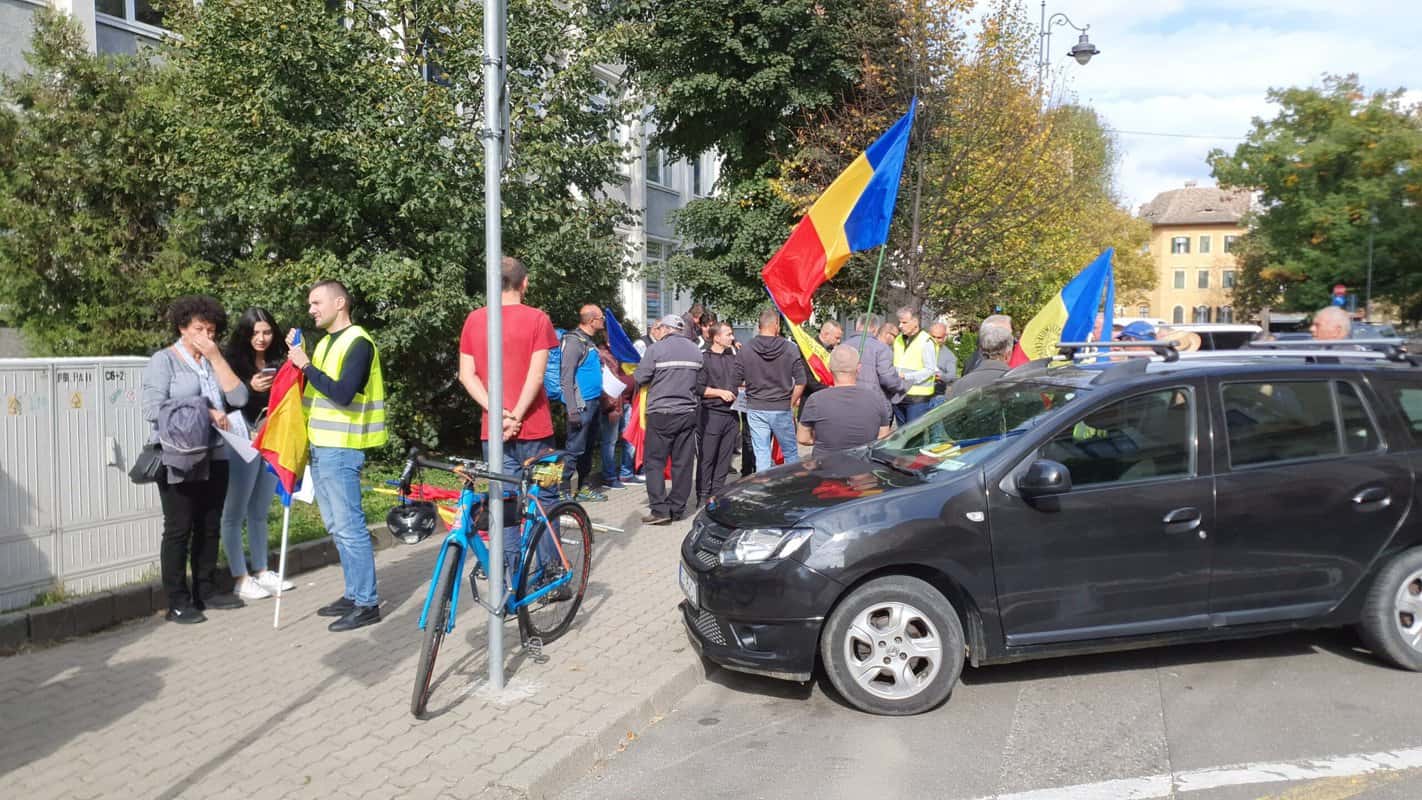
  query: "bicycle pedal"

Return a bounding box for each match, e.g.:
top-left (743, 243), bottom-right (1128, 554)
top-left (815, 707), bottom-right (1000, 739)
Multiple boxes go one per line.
top-left (525, 636), bottom-right (549, 664)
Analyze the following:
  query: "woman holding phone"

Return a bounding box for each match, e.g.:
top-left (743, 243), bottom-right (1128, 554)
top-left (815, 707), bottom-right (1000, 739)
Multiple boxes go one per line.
top-left (220, 307), bottom-right (294, 600)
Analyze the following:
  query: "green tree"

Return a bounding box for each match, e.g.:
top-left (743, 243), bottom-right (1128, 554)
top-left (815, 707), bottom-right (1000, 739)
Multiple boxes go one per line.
top-left (0, 10), bottom-right (214, 355)
top-left (1209, 74), bottom-right (1422, 317)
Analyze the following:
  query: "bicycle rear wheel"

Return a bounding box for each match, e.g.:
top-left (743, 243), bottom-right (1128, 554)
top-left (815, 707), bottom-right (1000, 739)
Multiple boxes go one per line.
top-left (516, 501), bottom-right (592, 645)
top-left (412, 543), bottom-right (460, 717)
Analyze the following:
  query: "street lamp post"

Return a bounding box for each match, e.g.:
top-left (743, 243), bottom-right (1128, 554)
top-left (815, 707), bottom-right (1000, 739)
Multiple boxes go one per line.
top-left (1038, 1), bottom-right (1100, 87)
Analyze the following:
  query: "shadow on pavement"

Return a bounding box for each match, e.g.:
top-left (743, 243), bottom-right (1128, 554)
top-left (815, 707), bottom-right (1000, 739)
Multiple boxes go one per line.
top-left (0, 655), bottom-right (172, 777)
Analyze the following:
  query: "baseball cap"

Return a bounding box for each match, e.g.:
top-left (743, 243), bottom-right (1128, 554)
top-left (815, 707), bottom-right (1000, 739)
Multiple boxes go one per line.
top-left (657, 314), bottom-right (685, 331)
top-left (1118, 321), bottom-right (1156, 341)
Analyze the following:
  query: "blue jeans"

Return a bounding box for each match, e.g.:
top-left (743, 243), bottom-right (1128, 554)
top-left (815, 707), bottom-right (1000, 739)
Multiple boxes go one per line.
top-left (310, 446), bottom-right (378, 607)
top-left (482, 437), bottom-right (558, 577)
top-left (219, 450), bottom-right (278, 577)
top-left (600, 407), bottom-right (635, 482)
top-left (746, 409), bottom-right (800, 473)
top-left (564, 403), bottom-right (600, 487)
top-left (895, 399), bottom-right (932, 427)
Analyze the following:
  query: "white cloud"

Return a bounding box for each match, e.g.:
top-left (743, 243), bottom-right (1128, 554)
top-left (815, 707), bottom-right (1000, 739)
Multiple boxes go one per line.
top-left (1024, 0), bottom-right (1421, 208)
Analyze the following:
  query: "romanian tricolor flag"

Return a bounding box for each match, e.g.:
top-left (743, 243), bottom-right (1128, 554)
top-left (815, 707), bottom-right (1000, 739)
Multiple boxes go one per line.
top-left (603, 307), bottom-right (641, 366)
top-left (253, 361), bottom-right (309, 506)
top-left (1010, 248), bottom-right (1116, 366)
top-left (622, 386), bottom-right (648, 469)
top-left (787, 319), bottom-right (834, 387)
top-left (763, 99), bottom-right (917, 324)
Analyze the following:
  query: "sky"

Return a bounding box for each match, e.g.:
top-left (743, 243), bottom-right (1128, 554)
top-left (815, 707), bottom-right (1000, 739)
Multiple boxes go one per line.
top-left (1037, 0), bottom-right (1422, 212)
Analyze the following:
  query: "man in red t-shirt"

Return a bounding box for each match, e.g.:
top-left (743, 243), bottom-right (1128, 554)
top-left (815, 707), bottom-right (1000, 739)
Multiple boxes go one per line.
top-left (458, 257), bottom-right (561, 472)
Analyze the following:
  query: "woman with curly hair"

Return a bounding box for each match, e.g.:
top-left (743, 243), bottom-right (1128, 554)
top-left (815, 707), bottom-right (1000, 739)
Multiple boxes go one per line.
top-left (141, 295), bottom-right (249, 624)
top-left (220, 307), bottom-right (296, 601)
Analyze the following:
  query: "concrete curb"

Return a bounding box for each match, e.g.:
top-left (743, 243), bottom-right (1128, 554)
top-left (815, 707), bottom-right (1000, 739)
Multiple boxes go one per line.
top-left (494, 653), bottom-right (715, 799)
top-left (0, 526), bottom-right (393, 655)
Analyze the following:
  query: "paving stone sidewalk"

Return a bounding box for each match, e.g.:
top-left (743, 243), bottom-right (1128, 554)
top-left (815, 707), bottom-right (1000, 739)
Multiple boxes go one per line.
top-left (0, 484), bottom-right (704, 800)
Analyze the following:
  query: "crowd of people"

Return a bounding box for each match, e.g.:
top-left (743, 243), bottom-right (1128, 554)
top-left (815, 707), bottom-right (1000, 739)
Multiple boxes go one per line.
top-left (140, 251), bottom-right (1358, 632)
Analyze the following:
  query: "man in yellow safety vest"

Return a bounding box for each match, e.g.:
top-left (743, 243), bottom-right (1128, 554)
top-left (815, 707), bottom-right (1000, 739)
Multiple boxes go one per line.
top-left (891, 306), bottom-right (938, 426)
top-left (287, 280), bottom-right (388, 632)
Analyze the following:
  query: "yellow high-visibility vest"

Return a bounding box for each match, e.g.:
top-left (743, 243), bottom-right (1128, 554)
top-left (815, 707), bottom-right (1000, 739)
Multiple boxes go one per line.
top-left (302, 325), bottom-right (388, 449)
top-left (893, 330), bottom-right (936, 397)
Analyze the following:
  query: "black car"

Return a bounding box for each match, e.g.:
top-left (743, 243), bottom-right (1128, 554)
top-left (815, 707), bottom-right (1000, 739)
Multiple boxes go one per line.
top-left (680, 348), bottom-right (1422, 715)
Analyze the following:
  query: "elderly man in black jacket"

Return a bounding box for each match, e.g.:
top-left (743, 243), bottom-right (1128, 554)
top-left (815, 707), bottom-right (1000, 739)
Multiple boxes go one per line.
top-left (634, 314), bottom-right (704, 525)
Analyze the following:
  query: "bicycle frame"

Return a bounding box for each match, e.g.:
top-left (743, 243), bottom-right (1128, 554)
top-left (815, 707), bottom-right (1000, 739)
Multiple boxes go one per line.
top-left (415, 480), bottom-right (575, 635)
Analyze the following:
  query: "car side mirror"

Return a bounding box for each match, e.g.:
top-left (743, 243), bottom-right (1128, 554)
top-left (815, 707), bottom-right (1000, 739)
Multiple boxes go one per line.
top-left (1019, 459), bottom-right (1072, 498)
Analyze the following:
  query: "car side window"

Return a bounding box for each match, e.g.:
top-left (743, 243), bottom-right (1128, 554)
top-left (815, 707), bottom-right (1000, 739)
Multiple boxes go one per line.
top-left (1336, 382), bottom-right (1381, 454)
top-left (1387, 385), bottom-right (1422, 444)
top-left (1038, 388), bottom-right (1194, 487)
top-left (1221, 381), bottom-right (1338, 466)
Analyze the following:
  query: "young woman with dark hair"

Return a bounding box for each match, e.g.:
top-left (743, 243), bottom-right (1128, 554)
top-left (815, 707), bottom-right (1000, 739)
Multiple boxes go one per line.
top-left (220, 307), bottom-right (295, 600)
top-left (141, 295), bottom-right (249, 623)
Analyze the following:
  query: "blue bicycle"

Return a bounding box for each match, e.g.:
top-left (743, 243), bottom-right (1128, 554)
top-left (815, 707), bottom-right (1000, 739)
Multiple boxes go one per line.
top-left (398, 448), bottom-right (592, 717)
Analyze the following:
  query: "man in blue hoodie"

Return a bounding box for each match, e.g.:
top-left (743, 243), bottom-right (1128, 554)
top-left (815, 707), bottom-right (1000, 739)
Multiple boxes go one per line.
top-left (735, 308), bottom-right (807, 473)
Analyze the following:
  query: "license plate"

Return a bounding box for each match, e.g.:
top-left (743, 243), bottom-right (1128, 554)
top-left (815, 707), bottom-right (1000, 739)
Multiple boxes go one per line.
top-left (678, 561), bottom-right (699, 609)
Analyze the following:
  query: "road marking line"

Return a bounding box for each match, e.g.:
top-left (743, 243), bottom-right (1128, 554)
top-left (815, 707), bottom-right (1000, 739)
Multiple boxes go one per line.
top-left (975, 746), bottom-right (1422, 800)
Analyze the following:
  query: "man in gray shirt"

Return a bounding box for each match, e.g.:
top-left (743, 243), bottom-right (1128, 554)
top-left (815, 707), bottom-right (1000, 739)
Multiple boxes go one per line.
top-left (633, 315), bottom-right (704, 524)
top-left (852, 314), bottom-right (905, 415)
top-left (797, 346), bottom-right (891, 458)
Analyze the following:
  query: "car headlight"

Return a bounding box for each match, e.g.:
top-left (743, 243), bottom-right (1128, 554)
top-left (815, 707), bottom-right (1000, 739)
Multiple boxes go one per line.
top-left (719, 527), bottom-right (813, 566)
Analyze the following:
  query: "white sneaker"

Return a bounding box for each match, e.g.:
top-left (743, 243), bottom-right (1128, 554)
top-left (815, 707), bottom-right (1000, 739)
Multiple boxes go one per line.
top-left (254, 571), bottom-right (295, 593)
top-left (236, 577), bottom-right (271, 601)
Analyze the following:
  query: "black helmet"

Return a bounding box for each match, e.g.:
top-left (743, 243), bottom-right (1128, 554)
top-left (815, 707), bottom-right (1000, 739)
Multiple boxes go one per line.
top-left (387, 501), bottom-right (439, 545)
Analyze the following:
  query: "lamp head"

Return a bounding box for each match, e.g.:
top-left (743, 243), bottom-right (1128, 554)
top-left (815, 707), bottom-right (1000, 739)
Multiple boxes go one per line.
top-left (1069, 33), bottom-right (1100, 65)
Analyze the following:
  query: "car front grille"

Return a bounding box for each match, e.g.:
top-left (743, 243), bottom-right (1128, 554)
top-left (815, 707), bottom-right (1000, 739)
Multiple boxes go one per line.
top-left (693, 609), bottom-right (728, 647)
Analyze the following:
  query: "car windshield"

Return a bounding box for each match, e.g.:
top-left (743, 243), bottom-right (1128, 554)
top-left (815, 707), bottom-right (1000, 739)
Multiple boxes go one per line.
top-left (870, 381), bottom-right (1085, 473)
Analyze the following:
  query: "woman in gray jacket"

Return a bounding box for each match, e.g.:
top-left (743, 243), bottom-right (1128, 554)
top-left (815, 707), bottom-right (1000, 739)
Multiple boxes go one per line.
top-left (141, 296), bottom-right (249, 624)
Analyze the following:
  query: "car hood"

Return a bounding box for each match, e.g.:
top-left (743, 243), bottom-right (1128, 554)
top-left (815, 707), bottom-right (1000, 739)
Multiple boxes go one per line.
top-left (703, 450), bottom-right (933, 529)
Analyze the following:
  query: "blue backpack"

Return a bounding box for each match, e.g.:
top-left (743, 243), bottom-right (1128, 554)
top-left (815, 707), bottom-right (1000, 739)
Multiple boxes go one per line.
top-left (543, 330), bottom-right (602, 405)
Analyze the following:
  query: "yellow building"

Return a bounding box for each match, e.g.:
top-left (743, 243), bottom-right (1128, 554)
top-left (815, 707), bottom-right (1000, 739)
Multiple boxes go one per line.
top-left (1138, 182), bottom-right (1252, 325)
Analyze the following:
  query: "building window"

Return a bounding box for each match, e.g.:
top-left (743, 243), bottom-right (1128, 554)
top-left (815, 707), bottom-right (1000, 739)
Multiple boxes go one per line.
top-left (1224, 235), bottom-right (1239, 253)
top-left (1199, 235), bottom-right (1211, 254)
top-left (1173, 270), bottom-right (1185, 290)
top-left (1138, 305), bottom-right (1149, 318)
top-left (646, 146), bottom-right (667, 186)
top-left (1197, 270), bottom-right (1210, 289)
top-left (97, 0), bottom-right (165, 28)
top-left (1173, 306), bottom-right (1184, 324)
top-left (1218, 306), bottom-right (1234, 323)
top-left (1192, 305), bottom-right (1211, 323)
top-left (692, 155), bottom-right (713, 196)
top-left (644, 241), bottom-right (668, 322)
top-left (1171, 236), bottom-right (1190, 255)
top-left (1222, 270), bottom-right (1236, 289)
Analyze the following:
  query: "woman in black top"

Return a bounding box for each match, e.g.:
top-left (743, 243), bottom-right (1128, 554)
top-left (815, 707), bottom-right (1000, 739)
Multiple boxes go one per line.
top-left (219, 308), bottom-right (294, 601)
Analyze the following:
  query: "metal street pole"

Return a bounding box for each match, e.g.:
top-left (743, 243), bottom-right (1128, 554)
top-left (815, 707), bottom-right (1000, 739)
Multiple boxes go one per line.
top-left (483, 0), bottom-right (507, 691)
top-left (1365, 211), bottom-right (1376, 321)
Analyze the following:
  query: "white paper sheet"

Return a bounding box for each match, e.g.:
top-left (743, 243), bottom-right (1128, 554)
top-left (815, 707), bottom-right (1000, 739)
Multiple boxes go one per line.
top-left (293, 465), bottom-right (316, 504)
top-left (216, 425), bottom-right (259, 462)
top-left (601, 364), bottom-right (625, 399)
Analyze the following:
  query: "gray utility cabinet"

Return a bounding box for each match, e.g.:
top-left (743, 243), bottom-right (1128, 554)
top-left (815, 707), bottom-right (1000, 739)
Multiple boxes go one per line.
top-left (0, 357), bottom-right (161, 611)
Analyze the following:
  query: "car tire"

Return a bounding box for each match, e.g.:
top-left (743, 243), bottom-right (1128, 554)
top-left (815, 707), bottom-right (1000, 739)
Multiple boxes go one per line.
top-left (1357, 547), bottom-right (1422, 672)
top-left (819, 576), bottom-right (965, 716)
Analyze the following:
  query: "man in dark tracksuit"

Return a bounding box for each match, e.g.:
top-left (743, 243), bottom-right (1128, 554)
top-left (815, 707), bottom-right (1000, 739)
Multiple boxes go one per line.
top-left (634, 314), bottom-right (704, 525)
top-left (696, 322), bottom-right (739, 503)
top-left (559, 305), bottom-right (605, 501)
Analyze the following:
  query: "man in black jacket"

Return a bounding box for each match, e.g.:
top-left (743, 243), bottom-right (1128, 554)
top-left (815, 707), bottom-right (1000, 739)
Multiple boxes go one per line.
top-left (696, 322), bottom-right (739, 502)
top-left (736, 308), bottom-right (807, 472)
top-left (633, 315), bottom-right (704, 524)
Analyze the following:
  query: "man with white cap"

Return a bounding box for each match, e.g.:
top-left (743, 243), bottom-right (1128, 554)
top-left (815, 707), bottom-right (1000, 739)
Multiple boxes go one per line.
top-left (633, 314), bottom-right (704, 524)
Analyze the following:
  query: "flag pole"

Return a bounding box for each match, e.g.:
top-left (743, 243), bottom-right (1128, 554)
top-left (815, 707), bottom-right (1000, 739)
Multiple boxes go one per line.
top-left (272, 504), bottom-right (291, 629)
top-left (858, 244), bottom-right (889, 352)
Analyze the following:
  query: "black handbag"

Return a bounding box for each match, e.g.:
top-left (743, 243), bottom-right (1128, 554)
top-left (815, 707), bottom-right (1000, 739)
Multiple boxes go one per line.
top-left (128, 443), bottom-right (164, 485)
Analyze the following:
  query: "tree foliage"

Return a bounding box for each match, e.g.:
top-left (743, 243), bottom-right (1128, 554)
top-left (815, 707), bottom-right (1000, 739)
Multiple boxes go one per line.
top-left (1210, 74), bottom-right (1422, 318)
top-left (0, 2), bottom-right (629, 451)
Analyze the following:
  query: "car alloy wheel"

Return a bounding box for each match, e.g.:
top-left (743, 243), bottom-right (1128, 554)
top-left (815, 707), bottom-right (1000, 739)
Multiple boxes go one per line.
top-left (1394, 568), bottom-right (1422, 652)
top-left (844, 601), bottom-right (942, 700)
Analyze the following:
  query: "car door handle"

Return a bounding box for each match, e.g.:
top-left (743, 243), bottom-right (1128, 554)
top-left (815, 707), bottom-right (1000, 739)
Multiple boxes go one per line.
top-left (1162, 507), bottom-right (1202, 533)
top-left (1352, 487), bottom-right (1391, 510)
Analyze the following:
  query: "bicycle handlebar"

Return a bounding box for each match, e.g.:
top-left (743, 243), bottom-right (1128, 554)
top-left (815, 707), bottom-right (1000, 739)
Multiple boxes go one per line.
top-left (399, 446), bottom-right (523, 494)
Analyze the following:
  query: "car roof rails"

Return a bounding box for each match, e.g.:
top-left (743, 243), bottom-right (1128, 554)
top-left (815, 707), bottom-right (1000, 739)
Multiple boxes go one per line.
top-left (1058, 341), bottom-right (1180, 363)
top-left (1246, 338), bottom-right (1414, 364)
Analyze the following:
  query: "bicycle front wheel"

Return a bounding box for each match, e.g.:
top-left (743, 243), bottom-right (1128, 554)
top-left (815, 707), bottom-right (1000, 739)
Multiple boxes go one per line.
top-left (516, 501), bottom-right (592, 645)
top-left (412, 543), bottom-right (460, 717)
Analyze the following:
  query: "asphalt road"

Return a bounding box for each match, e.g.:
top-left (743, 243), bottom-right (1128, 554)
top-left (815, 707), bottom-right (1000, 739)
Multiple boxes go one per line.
top-left (559, 628), bottom-right (1422, 800)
